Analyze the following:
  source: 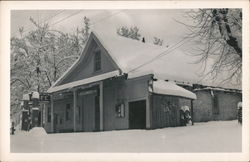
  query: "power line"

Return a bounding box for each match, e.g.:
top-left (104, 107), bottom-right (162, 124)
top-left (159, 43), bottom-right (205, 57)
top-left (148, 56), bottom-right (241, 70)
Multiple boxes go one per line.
top-left (89, 10), bottom-right (125, 27)
top-left (12, 10), bottom-right (124, 37)
top-left (127, 37), bottom-right (191, 73)
top-left (42, 10), bottom-right (65, 24)
top-left (50, 10), bottom-right (83, 26)
top-left (12, 10), bottom-right (65, 37)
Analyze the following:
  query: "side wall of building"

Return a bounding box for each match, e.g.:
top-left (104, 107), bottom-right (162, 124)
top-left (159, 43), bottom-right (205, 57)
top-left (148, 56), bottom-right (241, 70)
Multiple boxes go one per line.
top-left (103, 75), bottom-right (151, 131)
top-left (150, 94), bottom-right (181, 129)
top-left (215, 91), bottom-right (242, 120)
top-left (193, 90), bottom-right (242, 122)
top-left (193, 91), bottom-right (213, 122)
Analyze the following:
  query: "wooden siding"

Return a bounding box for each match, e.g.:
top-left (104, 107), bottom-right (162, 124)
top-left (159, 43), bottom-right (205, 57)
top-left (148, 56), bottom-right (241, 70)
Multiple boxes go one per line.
top-left (193, 91), bottom-right (213, 122)
top-left (59, 41), bottom-right (118, 85)
top-left (150, 94), bottom-right (181, 129)
top-left (102, 75), bottom-right (151, 131)
top-left (179, 98), bottom-right (192, 109)
top-left (53, 97), bottom-right (74, 132)
top-left (193, 90), bottom-right (242, 122)
top-left (214, 91), bottom-right (241, 120)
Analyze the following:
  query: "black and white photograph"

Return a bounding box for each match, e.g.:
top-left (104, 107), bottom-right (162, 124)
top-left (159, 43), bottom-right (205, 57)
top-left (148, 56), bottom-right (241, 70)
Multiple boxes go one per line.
top-left (0, 0), bottom-right (249, 161)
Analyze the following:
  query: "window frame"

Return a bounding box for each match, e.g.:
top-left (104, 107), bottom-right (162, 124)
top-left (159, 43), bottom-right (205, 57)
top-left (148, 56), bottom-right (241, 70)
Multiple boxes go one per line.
top-left (94, 50), bottom-right (101, 72)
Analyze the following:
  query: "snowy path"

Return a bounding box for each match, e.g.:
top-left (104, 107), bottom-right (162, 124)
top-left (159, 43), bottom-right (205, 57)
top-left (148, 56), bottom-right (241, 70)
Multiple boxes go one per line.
top-left (11, 120), bottom-right (242, 153)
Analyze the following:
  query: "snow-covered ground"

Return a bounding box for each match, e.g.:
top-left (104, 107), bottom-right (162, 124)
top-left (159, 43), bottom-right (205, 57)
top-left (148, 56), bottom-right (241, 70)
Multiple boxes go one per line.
top-left (11, 120), bottom-right (242, 153)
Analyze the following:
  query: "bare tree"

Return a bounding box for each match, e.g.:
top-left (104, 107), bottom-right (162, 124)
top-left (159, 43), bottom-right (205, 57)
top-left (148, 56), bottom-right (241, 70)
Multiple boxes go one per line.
top-left (10, 16), bottom-right (91, 122)
top-left (179, 9), bottom-right (242, 84)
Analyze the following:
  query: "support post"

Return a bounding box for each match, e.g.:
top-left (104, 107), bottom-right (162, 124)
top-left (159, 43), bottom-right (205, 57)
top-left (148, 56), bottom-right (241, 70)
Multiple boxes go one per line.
top-left (191, 99), bottom-right (194, 125)
top-left (41, 104), bottom-right (43, 127)
top-left (73, 90), bottom-right (77, 132)
top-left (51, 94), bottom-right (54, 132)
top-left (99, 81), bottom-right (103, 131)
top-left (146, 96), bottom-right (151, 129)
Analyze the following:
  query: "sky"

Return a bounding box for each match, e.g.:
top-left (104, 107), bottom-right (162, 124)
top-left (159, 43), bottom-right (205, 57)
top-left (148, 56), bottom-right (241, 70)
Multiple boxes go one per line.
top-left (10, 9), bottom-right (241, 89)
top-left (11, 9), bottom-right (191, 47)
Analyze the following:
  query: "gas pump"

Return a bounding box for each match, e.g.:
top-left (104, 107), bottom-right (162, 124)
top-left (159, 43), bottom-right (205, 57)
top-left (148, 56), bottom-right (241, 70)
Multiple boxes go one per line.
top-left (21, 93), bottom-right (30, 131)
top-left (21, 91), bottom-right (41, 130)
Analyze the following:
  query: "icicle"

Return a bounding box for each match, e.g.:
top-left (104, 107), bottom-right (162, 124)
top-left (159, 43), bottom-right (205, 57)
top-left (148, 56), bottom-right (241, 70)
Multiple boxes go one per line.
top-left (210, 90), bottom-right (214, 98)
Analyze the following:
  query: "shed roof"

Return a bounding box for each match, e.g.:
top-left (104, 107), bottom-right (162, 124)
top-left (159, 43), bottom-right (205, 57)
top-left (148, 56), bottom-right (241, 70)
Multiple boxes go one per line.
top-left (149, 80), bottom-right (197, 100)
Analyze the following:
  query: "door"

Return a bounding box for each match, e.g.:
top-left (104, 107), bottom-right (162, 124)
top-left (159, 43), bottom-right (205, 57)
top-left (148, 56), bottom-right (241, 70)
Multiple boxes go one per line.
top-left (81, 93), bottom-right (97, 132)
top-left (94, 95), bottom-right (100, 131)
top-left (129, 100), bottom-right (146, 129)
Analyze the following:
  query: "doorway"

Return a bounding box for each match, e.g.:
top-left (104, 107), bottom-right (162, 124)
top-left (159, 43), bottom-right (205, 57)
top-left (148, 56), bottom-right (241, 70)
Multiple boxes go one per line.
top-left (80, 88), bottom-right (100, 132)
top-left (129, 100), bottom-right (146, 129)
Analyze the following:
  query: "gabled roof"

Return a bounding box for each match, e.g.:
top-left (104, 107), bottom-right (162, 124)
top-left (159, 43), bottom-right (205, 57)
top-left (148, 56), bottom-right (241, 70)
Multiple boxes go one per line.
top-left (93, 30), bottom-right (201, 83)
top-left (48, 29), bottom-right (241, 93)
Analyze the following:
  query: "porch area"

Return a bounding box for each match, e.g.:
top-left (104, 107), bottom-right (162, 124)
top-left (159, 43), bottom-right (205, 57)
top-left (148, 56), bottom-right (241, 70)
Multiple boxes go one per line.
top-left (50, 81), bottom-right (104, 133)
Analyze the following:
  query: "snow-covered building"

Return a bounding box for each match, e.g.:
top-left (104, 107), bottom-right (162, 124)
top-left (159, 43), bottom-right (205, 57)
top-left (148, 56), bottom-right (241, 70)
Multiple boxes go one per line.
top-left (44, 30), bottom-right (241, 133)
top-left (44, 31), bottom-right (199, 133)
top-left (192, 85), bottom-right (242, 122)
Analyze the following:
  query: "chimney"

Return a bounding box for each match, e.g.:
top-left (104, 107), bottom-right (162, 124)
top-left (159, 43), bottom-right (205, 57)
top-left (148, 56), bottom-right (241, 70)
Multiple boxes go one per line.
top-left (142, 37), bottom-right (145, 43)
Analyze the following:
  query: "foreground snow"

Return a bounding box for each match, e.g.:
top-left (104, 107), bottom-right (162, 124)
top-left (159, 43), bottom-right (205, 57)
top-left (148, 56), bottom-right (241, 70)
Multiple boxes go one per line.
top-left (11, 120), bottom-right (241, 153)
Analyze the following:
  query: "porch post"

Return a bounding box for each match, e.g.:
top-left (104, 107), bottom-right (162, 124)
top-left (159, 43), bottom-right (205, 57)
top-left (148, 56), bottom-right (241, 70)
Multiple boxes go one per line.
top-left (50, 94), bottom-right (54, 132)
top-left (73, 89), bottom-right (77, 132)
top-left (191, 99), bottom-right (194, 125)
top-left (99, 81), bottom-right (103, 131)
top-left (146, 97), bottom-right (151, 129)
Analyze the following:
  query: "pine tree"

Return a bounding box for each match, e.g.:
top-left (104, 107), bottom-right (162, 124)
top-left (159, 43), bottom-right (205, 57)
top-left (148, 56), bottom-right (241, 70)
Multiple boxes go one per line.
top-left (117, 26), bottom-right (141, 40)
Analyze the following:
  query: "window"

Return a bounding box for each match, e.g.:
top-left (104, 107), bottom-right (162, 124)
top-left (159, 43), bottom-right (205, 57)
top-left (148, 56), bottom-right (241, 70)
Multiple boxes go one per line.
top-left (66, 104), bottom-right (71, 121)
top-left (47, 105), bottom-right (51, 123)
top-left (94, 51), bottom-right (101, 71)
top-left (115, 103), bottom-right (125, 118)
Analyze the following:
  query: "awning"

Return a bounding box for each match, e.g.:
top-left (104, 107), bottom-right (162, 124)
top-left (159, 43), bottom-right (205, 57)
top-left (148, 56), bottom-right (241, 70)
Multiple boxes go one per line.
top-left (47, 70), bottom-right (120, 93)
top-left (149, 80), bottom-right (197, 100)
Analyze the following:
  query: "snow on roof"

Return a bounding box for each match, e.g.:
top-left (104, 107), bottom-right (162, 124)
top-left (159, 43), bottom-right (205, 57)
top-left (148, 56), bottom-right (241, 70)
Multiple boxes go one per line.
top-left (149, 80), bottom-right (197, 100)
top-left (93, 30), bottom-right (216, 86)
top-left (47, 70), bottom-right (120, 93)
top-left (48, 29), bottom-right (241, 92)
top-left (193, 87), bottom-right (242, 93)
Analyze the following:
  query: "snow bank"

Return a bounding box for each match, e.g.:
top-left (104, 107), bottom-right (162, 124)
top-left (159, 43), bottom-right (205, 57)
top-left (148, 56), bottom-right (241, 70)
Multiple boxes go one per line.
top-left (11, 120), bottom-right (241, 153)
top-left (29, 127), bottom-right (47, 137)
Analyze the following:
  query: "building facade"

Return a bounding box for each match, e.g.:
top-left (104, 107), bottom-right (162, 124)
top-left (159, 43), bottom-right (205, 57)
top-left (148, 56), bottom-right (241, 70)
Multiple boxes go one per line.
top-left (44, 31), bottom-right (197, 133)
top-left (44, 31), bottom-right (241, 133)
